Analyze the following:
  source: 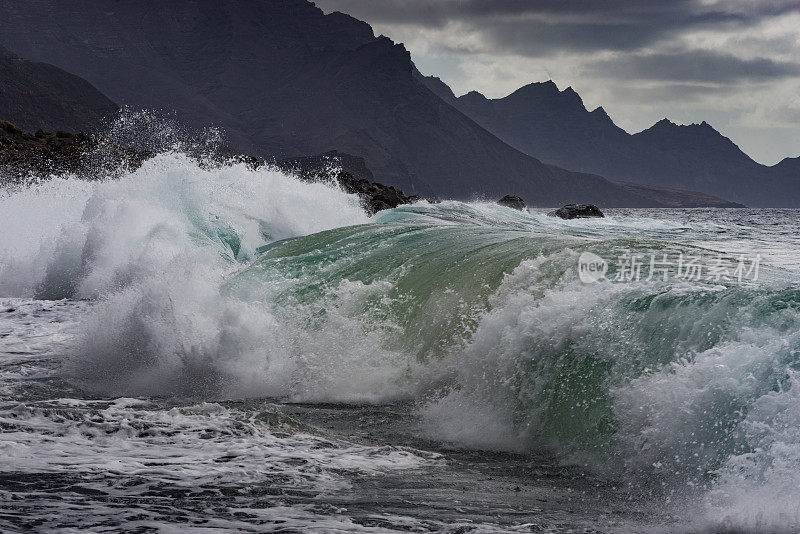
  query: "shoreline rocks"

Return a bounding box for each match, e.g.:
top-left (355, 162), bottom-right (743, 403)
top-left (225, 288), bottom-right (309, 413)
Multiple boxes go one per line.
top-left (0, 124), bottom-right (417, 214)
top-left (274, 151), bottom-right (418, 214)
top-left (497, 195), bottom-right (526, 210)
top-left (0, 122), bottom-right (610, 220)
top-left (0, 120), bottom-right (149, 180)
top-left (548, 204), bottom-right (604, 219)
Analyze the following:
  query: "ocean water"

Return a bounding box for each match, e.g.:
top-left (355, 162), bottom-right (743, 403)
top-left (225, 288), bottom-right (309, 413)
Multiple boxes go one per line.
top-left (1, 150), bottom-right (799, 533)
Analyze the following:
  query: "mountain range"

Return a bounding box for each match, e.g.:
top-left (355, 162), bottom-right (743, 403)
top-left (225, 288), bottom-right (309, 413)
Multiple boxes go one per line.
top-left (423, 76), bottom-right (799, 207)
top-left (0, 46), bottom-right (118, 133)
top-left (0, 0), bottom-right (793, 207)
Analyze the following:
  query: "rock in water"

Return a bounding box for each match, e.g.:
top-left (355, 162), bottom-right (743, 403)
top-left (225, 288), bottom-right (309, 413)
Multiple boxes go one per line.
top-left (336, 172), bottom-right (412, 214)
top-left (497, 195), bottom-right (526, 210)
top-left (548, 204), bottom-right (604, 219)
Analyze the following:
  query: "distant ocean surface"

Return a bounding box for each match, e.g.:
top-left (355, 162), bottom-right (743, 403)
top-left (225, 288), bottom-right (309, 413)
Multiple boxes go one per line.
top-left (2, 151), bottom-right (799, 532)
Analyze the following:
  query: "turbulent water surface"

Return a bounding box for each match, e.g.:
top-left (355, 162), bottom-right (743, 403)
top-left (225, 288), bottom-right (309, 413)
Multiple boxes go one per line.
top-left (2, 151), bottom-right (800, 533)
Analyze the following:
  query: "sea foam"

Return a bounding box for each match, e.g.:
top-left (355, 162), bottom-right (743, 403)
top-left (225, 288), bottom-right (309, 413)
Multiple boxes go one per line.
top-left (3, 145), bottom-right (800, 531)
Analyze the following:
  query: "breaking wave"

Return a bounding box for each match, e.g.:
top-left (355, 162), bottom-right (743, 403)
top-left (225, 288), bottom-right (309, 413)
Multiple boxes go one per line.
top-left (2, 141), bottom-right (800, 531)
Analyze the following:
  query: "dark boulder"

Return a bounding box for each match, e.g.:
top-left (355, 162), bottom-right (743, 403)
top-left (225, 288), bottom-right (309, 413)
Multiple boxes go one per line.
top-left (336, 172), bottom-right (413, 214)
top-left (548, 204), bottom-right (605, 219)
top-left (497, 195), bottom-right (526, 210)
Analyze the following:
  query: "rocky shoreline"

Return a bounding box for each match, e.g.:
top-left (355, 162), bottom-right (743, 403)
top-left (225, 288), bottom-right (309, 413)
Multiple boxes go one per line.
top-left (0, 122), bottom-right (615, 217)
top-left (0, 121), bottom-right (417, 213)
top-left (273, 151), bottom-right (418, 214)
top-left (0, 120), bottom-right (149, 181)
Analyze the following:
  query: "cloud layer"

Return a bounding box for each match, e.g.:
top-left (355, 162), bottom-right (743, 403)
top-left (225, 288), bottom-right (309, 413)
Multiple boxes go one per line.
top-left (316, 0), bottom-right (800, 164)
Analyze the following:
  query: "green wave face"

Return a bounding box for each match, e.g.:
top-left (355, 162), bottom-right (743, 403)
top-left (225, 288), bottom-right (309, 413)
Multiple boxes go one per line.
top-left (7, 150), bottom-right (800, 526)
top-left (221, 202), bottom-right (800, 488)
top-left (231, 223), bottom-right (566, 360)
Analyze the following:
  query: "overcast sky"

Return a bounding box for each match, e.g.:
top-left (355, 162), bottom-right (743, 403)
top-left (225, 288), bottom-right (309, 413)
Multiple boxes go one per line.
top-left (315, 0), bottom-right (800, 165)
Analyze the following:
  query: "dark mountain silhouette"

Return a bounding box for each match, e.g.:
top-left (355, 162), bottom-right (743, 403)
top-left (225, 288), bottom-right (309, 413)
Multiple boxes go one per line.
top-left (775, 156), bottom-right (800, 175)
top-left (0, 0), bottom-right (742, 207)
top-left (425, 76), bottom-right (798, 207)
top-left (770, 157), bottom-right (800, 201)
top-left (0, 46), bottom-right (118, 133)
top-left (444, 81), bottom-right (632, 176)
top-left (416, 71), bottom-right (458, 103)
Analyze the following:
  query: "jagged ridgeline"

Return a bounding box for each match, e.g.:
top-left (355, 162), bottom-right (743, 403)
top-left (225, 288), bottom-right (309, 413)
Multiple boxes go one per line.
top-left (0, 0), bottom-right (740, 207)
top-left (422, 76), bottom-right (800, 207)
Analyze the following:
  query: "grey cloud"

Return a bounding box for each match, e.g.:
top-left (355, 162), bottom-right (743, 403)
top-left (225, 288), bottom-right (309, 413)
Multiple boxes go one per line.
top-left (316, 0), bottom-right (796, 53)
top-left (320, 0), bottom-right (719, 26)
top-left (588, 51), bottom-right (800, 83)
top-left (605, 81), bottom-right (737, 103)
top-left (443, 18), bottom-right (686, 55)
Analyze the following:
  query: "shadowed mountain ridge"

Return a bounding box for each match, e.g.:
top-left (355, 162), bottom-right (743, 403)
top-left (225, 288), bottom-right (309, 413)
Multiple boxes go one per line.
top-left (423, 75), bottom-right (798, 207)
